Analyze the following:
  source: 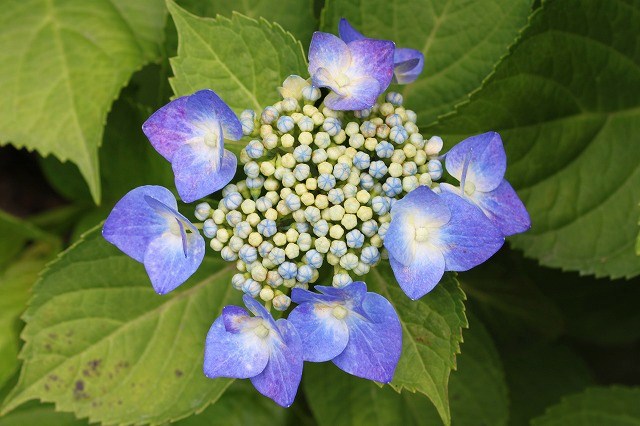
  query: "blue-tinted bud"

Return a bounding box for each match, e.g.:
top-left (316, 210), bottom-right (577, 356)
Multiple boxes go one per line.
top-left (223, 192), bottom-right (243, 210)
top-left (241, 109), bottom-right (255, 120)
top-left (333, 273), bottom-right (353, 288)
top-left (383, 177), bottom-right (403, 197)
top-left (327, 188), bottom-right (345, 205)
top-left (277, 116), bottom-right (295, 133)
top-left (203, 219), bottom-right (218, 238)
top-left (239, 244), bottom-right (258, 263)
top-left (298, 116), bottom-right (314, 132)
top-left (360, 246), bottom-right (380, 265)
top-left (330, 240), bottom-right (348, 257)
top-left (296, 265), bottom-right (314, 283)
top-left (427, 159), bottom-right (443, 180)
top-left (312, 148), bottom-right (328, 164)
top-left (285, 193), bottom-right (301, 211)
top-left (272, 294), bottom-right (291, 311)
top-left (221, 246), bottom-right (238, 261)
top-left (378, 222), bottom-right (390, 238)
top-left (361, 220), bottom-right (378, 237)
top-left (246, 177), bottom-right (265, 189)
top-left (403, 161), bottom-right (418, 176)
top-left (353, 108), bottom-right (371, 118)
top-left (314, 132), bottom-right (331, 149)
top-left (257, 219), bottom-right (277, 237)
top-left (278, 262), bottom-right (298, 279)
top-left (293, 145), bottom-right (312, 162)
top-left (226, 210), bottom-right (242, 226)
top-left (194, 202), bottom-right (211, 221)
top-left (385, 114), bottom-right (403, 127)
top-left (353, 152), bottom-right (371, 170)
top-left (281, 172), bottom-right (296, 188)
top-left (369, 161), bottom-right (388, 179)
top-left (376, 141), bottom-right (394, 159)
top-left (293, 164), bottom-right (311, 181)
top-left (359, 173), bottom-right (374, 190)
top-left (261, 106), bottom-right (279, 124)
top-left (318, 173), bottom-right (336, 191)
top-left (323, 117), bottom-right (341, 136)
top-left (296, 222), bottom-right (310, 233)
top-left (346, 229), bottom-right (365, 248)
top-left (360, 121), bottom-right (376, 137)
top-left (241, 118), bottom-right (255, 136)
top-left (302, 85), bottom-right (321, 101)
top-left (242, 279), bottom-right (261, 297)
top-left (255, 196), bottom-right (273, 212)
top-left (243, 161), bottom-right (260, 178)
top-left (333, 162), bottom-right (351, 181)
top-left (342, 183), bottom-right (358, 198)
top-left (245, 140), bottom-right (264, 158)
top-left (386, 92), bottom-right (403, 106)
top-left (304, 206), bottom-right (321, 223)
top-left (304, 249), bottom-right (323, 268)
top-left (371, 196), bottom-right (390, 215)
top-left (235, 221), bottom-right (252, 239)
top-left (390, 126), bottom-right (408, 144)
top-left (258, 241), bottom-right (274, 258)
top-left (268, 247), bottom-right (286, 265)
top-left (231, 273), bottom-right (245, 290)
top-left (313, 219), bottom-right (329, 237)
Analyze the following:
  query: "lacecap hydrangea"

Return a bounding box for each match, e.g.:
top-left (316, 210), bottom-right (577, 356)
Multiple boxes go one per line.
top-left (103, 19), bottom-right (530, 407)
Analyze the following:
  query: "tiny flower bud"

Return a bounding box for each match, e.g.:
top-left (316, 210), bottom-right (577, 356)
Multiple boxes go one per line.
top-left (203, 219), bottom-right (218, 238)
top-left (242, 279), bottom-right (261, 297)
top-left (333, 273), bottom-right (353, 288)
top-left (260, 286), bottom-right (275, 301)
top-left (425, 136), bottom-right (444, 156)
top-left (278, 261), bottom-right (298, 279)
top-left (272, 294), bottom-right (291, 311)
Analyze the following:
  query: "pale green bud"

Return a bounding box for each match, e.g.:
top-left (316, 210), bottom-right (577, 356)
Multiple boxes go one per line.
top-left (301, 192), bottom-right (315, 206)
top-left (379, 102), bottom-right (394, 116)
top-left (210, 238), bottom-right (223, 251)
top-left (248, 232), bottom-right (263, 247)
top-left (260, 124), bottom-right (274, 138)
top-left (419, 173), bottom-right (432, 186)
top-left (364, 137), bottom-right (378, 151)
top-left (302, 104), bottom-right (318, 116)
top-left (370, 234), bottom-right (383, 248)
top-left (339, 253), bottom-right (359, 270)
top-left (403, 176), bottom-right (420, 193)
top-left (246, 213), bottom-right (261, 227)
top-left (298, 131), bottom-right (313, 145)
top-left (414, 150), bottom-right (427, 166)
top-left (259, 286), bottom-right (275, 301)
top-left (212, 209), bottom-right (225, 224)
top-left (403, 143), bottom-right (417, 158)
top-left (297, 233), bottom-right (312, 251)
top-left (305, 177), bottom-right (318, 191)
top-left (281, 133), bottom-right (295, 148)
top-left (344, 198), bottom-right (360, 214)
top-left (315, 236), bottom-right (330, 253)
top-left (273, 232), bottom-right (287, 246)
top-left (391, 149), bottom-right (406, 163)
top-left (356, 190), bottom-right (370, 204)
top-left (263, 133), bottom-right (278, 149)
top-left (315, 194), bottom-right (329, 210)
top-left (251, 263), bottom-right (268, 282)
top-left (265, 208), bottom-right (278, 221)
top-left (311, 112), bottom-right (325, 126)
top-left (285, 243), bottom-right (300, 259)
top-left (229, 236), bottom-right (244, 252)
top-left (329, 224), bottom-right (344, 239)
top-left (241, 199), bottom-right (256, 214)
top-left (333, 129), bottom-right (347, 144)
top-left (264, 178), bottom-right (279, 191)
top-left (388, 162), bottom-right (403, 177)
top-left (216, 229), bottom-right (230, 243)
top-left (286, 228), bottom-right (299, 243)
top-left (281, 153), bottom-right (296, 168)
top-left (356, 206), bottom-right (373, 221)
top-left (341, 214), bottom-right (358, 230)
top-left (326, 253), bottom-right (340, 265)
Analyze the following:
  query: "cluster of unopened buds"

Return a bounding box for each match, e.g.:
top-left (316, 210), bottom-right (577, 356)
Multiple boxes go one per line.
top-left (103, 19), bottom-right (530, 406)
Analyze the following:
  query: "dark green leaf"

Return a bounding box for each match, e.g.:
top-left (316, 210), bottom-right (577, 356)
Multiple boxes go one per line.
top-left (428, 0), bottom-right (640, 279)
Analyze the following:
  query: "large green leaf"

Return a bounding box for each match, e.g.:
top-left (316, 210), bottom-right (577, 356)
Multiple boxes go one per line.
top-left (168, 0), bottom-right (308, 155)
top-left (366, 264), bottom-right (467, 425)
top-left (0, 0), bottom-right (167, 203)
top-left (1, 227), bottom-right (241, 425)
top-left (303, 313), bottom-right (506, 426)
top-left (321, 0), bottom-right (532, 124)
top-left (0, 402), bottom-right (88, 426)
top-left (0, 210), bottom-right (59, 269)
top-left (178, 0), bottom-right (317, 50)
top-left (531, 387), bottom-right (640, 426)
top-left (428, 0), bottom-right (640, 279)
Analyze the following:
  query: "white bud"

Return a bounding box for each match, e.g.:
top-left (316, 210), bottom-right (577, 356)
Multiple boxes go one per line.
top-left (425, 136), bottom-right (444, 156)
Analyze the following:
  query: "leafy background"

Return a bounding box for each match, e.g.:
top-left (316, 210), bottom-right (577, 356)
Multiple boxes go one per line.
top-left (0, 0), bottom-right (638, 425)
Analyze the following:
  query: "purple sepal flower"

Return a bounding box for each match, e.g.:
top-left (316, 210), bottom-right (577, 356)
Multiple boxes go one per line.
top-left (103, 185), bottom-right (205, 294)
top-left (384, 186), bottom-right (504, 300)
top-left (142, 89), bottom-right (242, 203)
top-left (308, 32), bottom-right (395, 110)
top-left (338, 18), bottom-right (424, 84)
top-left (441, 132), bottom-right (531, 236)
top-left (288, 281), bottom-right (402, 383)
top-left (204, 295), bottom-right (303, 407)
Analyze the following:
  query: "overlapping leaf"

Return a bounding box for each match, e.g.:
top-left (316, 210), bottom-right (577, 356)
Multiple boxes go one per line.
top-left (1, 228), bottom-right (240, 425)
top-left (321, 0), bottom-right (532, 124)
top-left (429, 0), bottom-right (640, 279)
top-left (0, 0), bottom-right (167, 203)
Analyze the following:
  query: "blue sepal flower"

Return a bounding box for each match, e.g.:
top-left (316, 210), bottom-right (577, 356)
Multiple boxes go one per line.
top-left (142, 89), bottom-right (242, 203)
top-left (204, 295), bottom-right (303, 407)
top-left (288, 281), bottom-right (402, 383)
top-left (441, 132), bottom-right (531, 236)
top-left (102, 185), bottom-right (205, 294)
top-left (308, 32), bottom-right (395, 110)
top-left (338, 18), bottom-right (424, 84)
top-left (384, 186), bottom-right (504, 300)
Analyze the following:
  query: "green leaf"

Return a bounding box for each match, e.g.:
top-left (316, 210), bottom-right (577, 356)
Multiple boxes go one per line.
top-left (0, 402), bottom-right (88, 426)
top-left (0, 211), bottom-right (59, 269)
top-left (2, 227), bottom-right (241, 425)
top-left (0, 0), bottom-right (168, 203)
top-left (168, 0), bottom-right (308, 154)
top-left (40, 83), bottom-right (177, 203)
top-left (178, 0), bottom-right (317, 50)
top-left (366, 264), bottom-right (467, 425)
top-left (172, 381), bottom-right (287, 426)
top-left (503, 343), bottom-right (594, 425)
top-left (531, 387), bottom-right (640, 426)
top-left (321, 0), bottom-right (533, 124)
top-left (303, 313), bottom-right (507, 426)
top-left (0, 243), bottom-right (58, 391)
top-left (428, 0), bottom-right (640, 279)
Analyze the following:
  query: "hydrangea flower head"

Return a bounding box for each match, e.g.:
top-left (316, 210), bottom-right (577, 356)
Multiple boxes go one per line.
top-left (288, 281), bottom-right (401, 382)
top-left (102, 185), bottom-right (205, 294)
top-left (338, 18), bottom-right (424, 84)
top-left (142, 89), bottom-right (242, 202)
top-left (440, 132), bottom-right (531, 236)
top-left (204, 295), bottom-right (303, 407)
top-left (308, 31), bottom-right (395, 110)
top-left (384, 186), bottom-right (504, 299)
